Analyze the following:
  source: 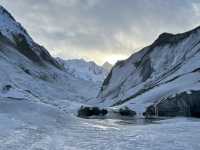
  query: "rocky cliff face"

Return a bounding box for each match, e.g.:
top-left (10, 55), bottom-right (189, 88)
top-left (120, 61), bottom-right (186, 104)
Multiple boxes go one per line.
top-left (0, 6), bottom-right (60, 69)
top-left (98, 26), bottom-right (200, 117)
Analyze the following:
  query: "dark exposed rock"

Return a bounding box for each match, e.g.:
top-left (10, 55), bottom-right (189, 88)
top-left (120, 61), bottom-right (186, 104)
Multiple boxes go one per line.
top-left (119, 107), bottom-right (136, 117)
top-left (101, 109), bottom-right (108, 116)
top-left (19, 65), bottom-right (31, 75)
top-left (77, 106), bottom-right (108, 118)
top-left (78, 106), bottom-right (93, 117)
top-left (2, 85), bottom-right (12, 92)
top-left (143, 91), bottom-right (200, 118)
top-left (115, 60), bottom-right (126, 68)
top-left (36, 45), bottom-right (62, 69)
top-left (0, 32), bottom-right (16, 47)
top-left (91, 107), bottom-right (101, 116)
top-left (140, 57), bottom-right (153, 81)
top-left (11, 33), bottom-right (62, 69)
top-left (13, 34), bottom-right (42, 63)
top-left (152, 33), bottom-right (177, 47)
top-left (100, 60), bottom-right (125, 94)
top-left (151, 26), bottom-right (200, 48)
top-left (100, 69), bottom-right (113, 91)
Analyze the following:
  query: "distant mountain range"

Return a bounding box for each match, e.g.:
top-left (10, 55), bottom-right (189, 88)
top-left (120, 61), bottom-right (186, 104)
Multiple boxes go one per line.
top-left (56, 58), bottom-right (111, 83)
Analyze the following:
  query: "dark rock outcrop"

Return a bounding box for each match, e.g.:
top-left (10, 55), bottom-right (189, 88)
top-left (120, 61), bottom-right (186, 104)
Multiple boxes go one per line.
top-left (140, 57), bottom-right (153, 81)
top-left (77, 106), bottom-right (108, 118)
top-left (13, 34), bottom-right (42, 63)
top-left (12, 34), bottom-right (61, 69)
top-left (119, 107), bottom-right (136, 117)
top-left (2, 85), bottom-right (12, 93)
top-left (144, 91), bottom-right (200, 118)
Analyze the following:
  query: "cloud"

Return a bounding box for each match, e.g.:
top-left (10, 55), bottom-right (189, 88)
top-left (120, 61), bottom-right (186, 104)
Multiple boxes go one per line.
top-left (1, 0), bottom-right (200, 64)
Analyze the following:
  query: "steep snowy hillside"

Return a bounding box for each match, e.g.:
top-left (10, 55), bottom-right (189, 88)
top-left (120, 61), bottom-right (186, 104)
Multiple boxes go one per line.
top-left (57, 58), bottom-right (108, 83)
top-left (0, 6), bottom-right (99, 105)
top-left (0, 6), bottom-right (32, 44)
top-left (98, 26), bottom-right (200, 118)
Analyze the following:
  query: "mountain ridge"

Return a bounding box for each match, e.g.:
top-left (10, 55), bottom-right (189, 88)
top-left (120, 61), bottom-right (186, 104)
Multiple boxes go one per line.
top-left (56, 58), bottom-right (108, 83)
top-left (98, 24), bottom-right (200, 117)
top-left (0, 5), bottom-right (99, 105)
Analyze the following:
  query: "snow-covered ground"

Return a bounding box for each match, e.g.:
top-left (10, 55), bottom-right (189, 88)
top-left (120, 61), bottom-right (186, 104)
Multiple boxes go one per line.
top-left (0, 5), bottom-right (200, 150)
top-left (0, 98), bottom-right (200, 150)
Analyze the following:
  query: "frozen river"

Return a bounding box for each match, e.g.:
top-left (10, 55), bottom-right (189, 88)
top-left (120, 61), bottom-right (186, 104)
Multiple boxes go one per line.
top-left (0, 99), bottom-right (200, 150)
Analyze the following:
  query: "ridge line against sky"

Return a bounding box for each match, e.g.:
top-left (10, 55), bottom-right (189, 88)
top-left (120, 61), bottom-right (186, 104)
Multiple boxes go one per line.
top-left (1, 0), bottom-right (200, 65)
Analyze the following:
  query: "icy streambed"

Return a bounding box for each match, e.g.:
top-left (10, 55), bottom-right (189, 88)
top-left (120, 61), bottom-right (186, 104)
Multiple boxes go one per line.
top-left (0, 99), bottom-right (200, 150)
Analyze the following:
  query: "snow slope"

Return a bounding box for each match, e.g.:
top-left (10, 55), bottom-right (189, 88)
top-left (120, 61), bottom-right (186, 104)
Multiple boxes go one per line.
top-left (0, 5), bottom-right (99, 105)
top-left (0, 6), bottom-right (32, 44)
top-left (0, 98), bottom-right (200, 150)
top-left (98, 27), bottom-right (200, 117)
top-left (57, 58), bottom-right (108, 83)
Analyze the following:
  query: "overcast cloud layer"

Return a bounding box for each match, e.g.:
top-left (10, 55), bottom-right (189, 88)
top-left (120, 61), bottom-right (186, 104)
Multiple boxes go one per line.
top-left (1, 0), bottom-right (200, 64)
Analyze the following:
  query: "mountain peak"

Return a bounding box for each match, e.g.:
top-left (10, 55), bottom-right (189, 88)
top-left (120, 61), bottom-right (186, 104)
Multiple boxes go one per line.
top-left (0, 5), bottom-right (32, 44)
top-left (102, 61), bottom-right (112, 71)
top-left (0, 6), bottom-right (15, 21)
top-left (152, 26), bottom-right (200, 48)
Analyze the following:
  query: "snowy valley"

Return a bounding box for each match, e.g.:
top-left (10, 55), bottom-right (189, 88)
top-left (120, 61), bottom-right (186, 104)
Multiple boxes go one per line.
top-left (0, 5), bottom-right (200, 150)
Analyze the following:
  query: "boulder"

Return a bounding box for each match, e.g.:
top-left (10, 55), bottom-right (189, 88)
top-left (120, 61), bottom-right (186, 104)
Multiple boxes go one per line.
top-left (77, 106), bottom-right (108, 118)
top-left (143, 91), bottom-right (200, 118)
top-left (119, 107), bottom-right (136, 117)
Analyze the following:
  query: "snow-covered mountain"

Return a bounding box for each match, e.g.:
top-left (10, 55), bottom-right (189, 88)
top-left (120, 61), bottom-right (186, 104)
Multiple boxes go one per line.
top-left (1, 6), bottom-right (200, 149)
top-left (0, 5), bottom-right (99, 105)
top-left (98, 26), bottom-right (200, 118)
top-left (102, 61), bottom-right (112, 71)
top-left (57, 58), bottom-right (108, 83)
top-left (1, 3), bottom-right (200, 119)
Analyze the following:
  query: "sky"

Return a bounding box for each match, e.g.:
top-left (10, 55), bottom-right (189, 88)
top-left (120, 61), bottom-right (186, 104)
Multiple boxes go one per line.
top-left (1, 0), bottom-right (200, 65)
